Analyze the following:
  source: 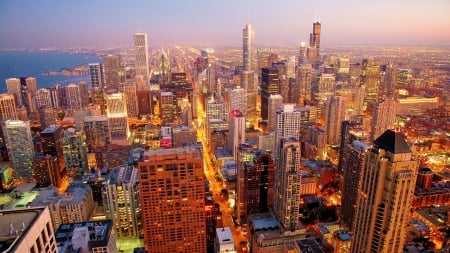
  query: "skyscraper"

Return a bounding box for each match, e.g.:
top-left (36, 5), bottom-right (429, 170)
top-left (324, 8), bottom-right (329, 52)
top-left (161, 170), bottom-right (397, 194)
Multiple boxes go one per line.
top-left (267, 94), bottom-right (283, 132)
top-left (134, 32), bottom-right (150, 89)
top-left (65, 83), bottom-right (82, 110)
top-left (103, 54), bottom-right (125, 91)
top-left (35, 88), bottom-right (53, 109)
top-left (89, 63), bottom-right (104, 89)
top-left (137, 147), bottom-right (206, 252)
top-left (243, 24), bottom-right (255, 72)
top-left (351, 130), bottom-right (418, 252)
top-left (229, 86), bottom-right (247, 116)
top-left (103, 165), bottom-right (141, 238)
top-left (324, 95), bottom-right (347, 145)
top-left (260, 67), bottom-right (279, 122)
top-left (273, 104), bottom-right (303, 159)
top-left (105, 92), bottom-right (128, 140)
top-left (360, 58), bottom-right (381, 109)
top-left (228, 110), bottom-right (245, 157)
top-left (40, 124), bottom-right (67, 187)
top-left (308, 21), bottom-right (321, 63)
top-left (5, 77), bottom-right (22, 107)
top-left (273, 138), bottom-right (302, 232)
top-left (2, 120), bottom-right (35, 181)
top-left (0, 93), bottom-right (19, 120)
top-left (124, 84), bottom-right (139, 117)
top-left (83, 115), bottom-right (111, 151)
top-left (295, 63), bottom-right (313, 105)
top-left (236, 144), bottom-right (274, 222)
top-left (371, 98), bottom-right (397, 141)
top-left (339, 139), bottom-right (371, 230)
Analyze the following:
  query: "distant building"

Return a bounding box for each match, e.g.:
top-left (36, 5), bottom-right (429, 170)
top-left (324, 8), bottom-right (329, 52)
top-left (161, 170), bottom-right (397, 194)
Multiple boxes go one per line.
top-left (55, 220), bottom-right (117, 253)
top-left (40, 124), bottom-right (66, 187)
top-left (105, 92), bottom-right (129, 142)
top-left (103, 55), bottom-right (125, 91)
top-left (0, 93), bottom-right (19, 120)
top-left (260, 67), bottom-right (279, 122)
top-left (0, 206), bottom-right (57, 253)
top-left (324, 95), bottom-right (347, 145)
top-left (243, 24), bottom-right (255, 72)
top-left (172, 124), bottom-right (197, 148)
top-left (83, 115), bottom-right (111, 151)
top-left (89, 63), bottom-right (103, 89)
top-left (134, 32), bottom-right (150, 89)
top-left (2, 120), bottom-right (35, 181)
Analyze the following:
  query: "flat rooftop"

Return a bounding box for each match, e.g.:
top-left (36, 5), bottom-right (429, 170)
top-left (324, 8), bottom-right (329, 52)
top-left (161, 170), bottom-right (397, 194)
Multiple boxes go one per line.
top-left (0, 207), bottom-right (45, 252)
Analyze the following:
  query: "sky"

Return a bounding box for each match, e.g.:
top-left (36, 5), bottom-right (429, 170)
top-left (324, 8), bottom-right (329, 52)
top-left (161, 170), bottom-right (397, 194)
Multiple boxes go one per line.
top-left (0, 0), bottom-right (449, 49)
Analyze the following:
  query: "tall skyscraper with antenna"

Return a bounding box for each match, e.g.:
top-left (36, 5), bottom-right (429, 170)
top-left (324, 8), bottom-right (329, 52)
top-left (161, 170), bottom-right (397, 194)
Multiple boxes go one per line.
top-left (308, 20), bottom-right (321, 63)
top-left (134, 32), bottom-right (150, 88)
top-left (243, 24), bottom-right (255, 72)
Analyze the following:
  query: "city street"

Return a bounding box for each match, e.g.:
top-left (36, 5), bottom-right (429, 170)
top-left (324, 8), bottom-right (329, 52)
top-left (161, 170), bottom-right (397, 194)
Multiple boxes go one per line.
top-left (194, 88), bottom-right (248, 252)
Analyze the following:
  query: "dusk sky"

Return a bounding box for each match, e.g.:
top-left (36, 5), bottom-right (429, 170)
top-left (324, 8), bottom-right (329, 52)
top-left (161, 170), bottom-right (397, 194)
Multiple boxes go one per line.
top-left (1, 0), bottom-right (449, 49)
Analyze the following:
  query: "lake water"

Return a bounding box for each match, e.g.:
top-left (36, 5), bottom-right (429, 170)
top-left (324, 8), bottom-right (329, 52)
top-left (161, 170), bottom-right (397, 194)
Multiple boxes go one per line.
top-left (0, 50), bottom-right (102, 92)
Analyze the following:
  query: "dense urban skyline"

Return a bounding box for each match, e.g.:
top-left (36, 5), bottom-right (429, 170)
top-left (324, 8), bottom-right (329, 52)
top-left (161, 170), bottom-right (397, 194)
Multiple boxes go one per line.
top-left (1, 0), bottom-right (449, 49)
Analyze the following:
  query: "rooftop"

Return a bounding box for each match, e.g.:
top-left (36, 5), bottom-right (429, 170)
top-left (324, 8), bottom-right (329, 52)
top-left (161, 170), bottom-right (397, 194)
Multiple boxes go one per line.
top-left (55, 220), bottom-right (113, 250)
top-left (216, 227), bottom-right (234, 245)
top-left (373, 130), bottom-right (411, 154)
top-left (0, 207), bottom-right (46, 253)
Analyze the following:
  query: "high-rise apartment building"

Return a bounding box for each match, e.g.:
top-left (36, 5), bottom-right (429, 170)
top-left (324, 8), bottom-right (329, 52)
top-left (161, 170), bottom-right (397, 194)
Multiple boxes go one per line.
top-left (5, 77), bottom-right (23, 107)
top-left (83, 116), bottom-right (111, 151)
top-left (267, 94), bottom-right (283, 132)
top-left (0, 207), bottom-right (57, 253)
top-left (2, 120), bottom-right (35, 181)
top-left (103, 54), bottom-right (125, 91)
top-left (40, 124), bottom-right (66, 187)
top-left (339, 139), bottom-right (371, 230)
top-left (0, 93), bottom-right (19, 120)
top-left (29, 183), bottom-right (95, 230)
top-left (35, 88), bottom-right (53, 109)
top-left (273, 138), bottom-right (302, 232)
top-left (228, 110), bottom-right (245, 157)
top-left (371, 98), bottom-right (397, 141)
top-left (324, 95), bottom-right (347, 145)
top-left (137, 147), bottom-right (206, 252)
top-left (351, 130), bottom-right (418, 252)
top-left (273, 104), bottom-right (304, 159)
top-left (103, 165), bottom-right (141, 238)
top-left (105, 92), bottom-right (128, 140)
top-left (236, 144), bottom-right (274, 222)
top-left (124, 83), bottom-right (139, 117)
top-left (21, 77), bottom-right (38, 114)
top-left (39, 105), bottom-right (56, 130)
top-left (243, 24), bottom-right (255, 72)
top-left (295, 63), bottom-right (313, 105)
top-left (134, 32), bottom-right (150, 89)
top-left (229, 86), bottom-right (247, 116)
top-left (360, 58), bottom-right (380, 109)
top-left (260, 67), bottom-right (279, 122)
top-left (65, 84), bottom-right (82, 110)
top-left (89, 63), bottom-right (103, 89)
top-left (62, 128), bottom-right (88, 174)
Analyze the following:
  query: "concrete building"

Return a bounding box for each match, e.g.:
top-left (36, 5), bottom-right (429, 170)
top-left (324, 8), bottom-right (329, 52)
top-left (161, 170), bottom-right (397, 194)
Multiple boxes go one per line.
top-left (0, 206), bottom-right (57, 253)
top-left (40, 125), bottom-right (66, 187)
top-left (137, 147), bottom-right (206, 252)
top-left (351, 130), bottom-right (418, 252)
top-left (83, 115), bottom-right (111, 151)
top-left (103, 165), bottom-right (141, 238)
top-left (134, 32), bottom-right (150, 89)
top-left (2, 120), bottom-right (35, 181)
top-left (214, 227), bottom-right (236, 253)
top-left (0, 93), bottom-right (19, 120)
top-left (55, 220), bottom-right (117, 253)
top-left (105, 92), bottom-right (129, 141)
top-left (29, 184), bottom-right (95, 230)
